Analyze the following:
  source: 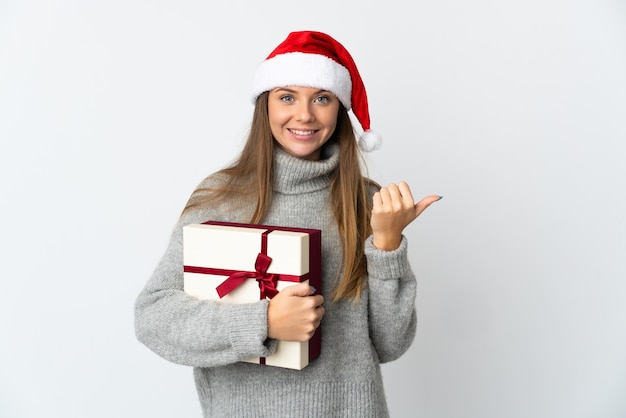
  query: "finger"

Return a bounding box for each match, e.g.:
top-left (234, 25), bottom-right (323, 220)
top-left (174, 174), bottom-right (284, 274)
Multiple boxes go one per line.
top-left (372, 191), bottom-right (383, 208)
top-left (397, 181), bottom-right (415, 206)
top-left (386, 183), bottom-right (401, 199)
top-left (414, 195), bottom-right (443, 217)
top-left (311, 294), bottom-right (324, 307)
top-left (283, 282), bottom-right (313, 297)
top-left (383, 183), bottom-right (407, 208)
top-left (314, 306), bottom-right (325, 327)
top-left (378, 186), bottom-right (392, 206)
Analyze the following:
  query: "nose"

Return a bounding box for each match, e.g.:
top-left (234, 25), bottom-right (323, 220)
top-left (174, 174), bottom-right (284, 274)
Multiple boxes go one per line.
top-left (295, 102), bottom-right (315, 122)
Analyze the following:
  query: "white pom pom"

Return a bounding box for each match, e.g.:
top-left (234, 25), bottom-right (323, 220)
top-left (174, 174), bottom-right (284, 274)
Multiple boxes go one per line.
top-left (357, 130), bottom-right (382, 152)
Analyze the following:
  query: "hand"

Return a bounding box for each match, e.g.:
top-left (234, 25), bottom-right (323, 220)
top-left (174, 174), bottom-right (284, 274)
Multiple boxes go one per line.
top-left (267, 282), bottom-right (324, 342)
top-left (371, 181), bottom-right (441, 251)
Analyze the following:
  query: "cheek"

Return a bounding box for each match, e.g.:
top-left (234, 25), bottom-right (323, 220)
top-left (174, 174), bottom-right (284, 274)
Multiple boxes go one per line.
top-left (322, 112), bottom-right (339, 134)
top-left (268, 104), bottom-right (289, 124)
top-left (268, 108), bottom-right (285, 135)
top-left (324, 104), bottom-right (340, 126)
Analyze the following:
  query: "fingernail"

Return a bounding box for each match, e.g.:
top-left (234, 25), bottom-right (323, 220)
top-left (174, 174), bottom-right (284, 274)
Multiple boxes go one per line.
top-left (309, 286), bottom-right (317, 294)
top-left (438, 196), bottom-right (444, 201)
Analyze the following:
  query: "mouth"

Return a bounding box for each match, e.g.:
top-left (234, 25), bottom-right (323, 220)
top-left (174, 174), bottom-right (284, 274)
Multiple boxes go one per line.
top-left (288, 128), bottom-right (317, 136)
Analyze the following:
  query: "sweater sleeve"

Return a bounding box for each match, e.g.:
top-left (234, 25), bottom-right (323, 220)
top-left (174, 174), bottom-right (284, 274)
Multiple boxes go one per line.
top-left (364, 235), bottom-right (417, 363)
top-left (134, 217), bottom-right (277, 368)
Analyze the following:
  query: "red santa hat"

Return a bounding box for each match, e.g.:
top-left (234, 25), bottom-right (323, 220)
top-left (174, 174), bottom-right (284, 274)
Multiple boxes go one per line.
top-left (250, 31), bottom-right (382, 152)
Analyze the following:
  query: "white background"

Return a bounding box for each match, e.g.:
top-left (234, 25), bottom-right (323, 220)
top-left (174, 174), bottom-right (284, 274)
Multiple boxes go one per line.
top-left (1, 1), bottom-right (625, 417)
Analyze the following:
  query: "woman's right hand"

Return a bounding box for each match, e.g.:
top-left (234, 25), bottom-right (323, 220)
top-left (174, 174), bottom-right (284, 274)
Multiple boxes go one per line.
top-left (267, 282), bottom-right (324, 342)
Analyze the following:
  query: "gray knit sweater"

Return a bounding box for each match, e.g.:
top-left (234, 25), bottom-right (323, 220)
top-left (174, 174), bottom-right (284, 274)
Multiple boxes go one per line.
top-left (135, 143), bottom-right (417, 417)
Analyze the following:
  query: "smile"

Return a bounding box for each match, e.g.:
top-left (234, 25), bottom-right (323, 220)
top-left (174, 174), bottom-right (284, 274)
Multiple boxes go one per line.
top-left (289, 129), bottom-right (317, 136)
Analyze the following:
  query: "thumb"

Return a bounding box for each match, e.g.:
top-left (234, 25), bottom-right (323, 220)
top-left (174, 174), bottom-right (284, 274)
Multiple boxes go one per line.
top-left (414, 195), bottom-right (443, 218)
top-left (280, 282), bottom-right (314, 297)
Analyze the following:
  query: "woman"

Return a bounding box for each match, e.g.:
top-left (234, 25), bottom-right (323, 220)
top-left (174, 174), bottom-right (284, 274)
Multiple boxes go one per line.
top-left (135, 30), bottom-right (441, 417)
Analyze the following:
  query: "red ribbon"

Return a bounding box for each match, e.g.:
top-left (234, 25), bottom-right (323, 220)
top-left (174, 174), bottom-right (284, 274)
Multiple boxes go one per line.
top-left (215, 252), bottom-right (279, 299)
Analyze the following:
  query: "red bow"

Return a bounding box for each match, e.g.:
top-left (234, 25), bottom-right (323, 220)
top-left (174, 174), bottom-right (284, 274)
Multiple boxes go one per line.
top-left (215, 252), bottom-right (279, 299)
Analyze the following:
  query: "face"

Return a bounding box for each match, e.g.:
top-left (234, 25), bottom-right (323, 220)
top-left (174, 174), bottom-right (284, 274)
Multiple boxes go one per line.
top-left (267, 86), bottom-right (340, 161)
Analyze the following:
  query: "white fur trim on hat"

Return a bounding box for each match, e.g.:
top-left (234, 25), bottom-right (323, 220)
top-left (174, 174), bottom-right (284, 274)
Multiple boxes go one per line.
top-left (250, 52), bottom-right (352, 109)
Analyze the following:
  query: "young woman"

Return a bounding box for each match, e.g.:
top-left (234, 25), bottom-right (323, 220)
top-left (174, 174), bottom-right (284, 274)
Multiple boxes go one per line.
top-left (135, 30), bottom-right (441, 417)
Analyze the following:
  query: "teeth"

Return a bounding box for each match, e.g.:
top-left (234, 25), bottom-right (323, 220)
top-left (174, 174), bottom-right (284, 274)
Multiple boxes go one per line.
top-left (291, 129), bottom-right (315, 135)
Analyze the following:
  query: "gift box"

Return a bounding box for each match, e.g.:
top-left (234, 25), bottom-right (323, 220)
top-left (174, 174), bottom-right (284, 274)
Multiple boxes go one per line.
top-left (182, 220), bottom-right (321, 370)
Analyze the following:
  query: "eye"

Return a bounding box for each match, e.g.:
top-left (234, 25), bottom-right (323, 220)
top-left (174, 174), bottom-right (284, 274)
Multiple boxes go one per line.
top-left (314, 95), bottom-right (331, 104)
top-left (279, 94), bottom-right (294, 103)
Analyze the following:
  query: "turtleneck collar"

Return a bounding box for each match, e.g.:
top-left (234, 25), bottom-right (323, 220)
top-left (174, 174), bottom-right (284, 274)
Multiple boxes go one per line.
top-left (272, 142), bottom-right (339, 195)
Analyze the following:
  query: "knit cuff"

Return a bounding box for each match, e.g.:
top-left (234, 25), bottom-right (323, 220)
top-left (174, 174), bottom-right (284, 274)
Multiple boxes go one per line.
top-left (364, 235), bottom-right (410, 280)
top-left (222, 301), bottom-right (275, 359)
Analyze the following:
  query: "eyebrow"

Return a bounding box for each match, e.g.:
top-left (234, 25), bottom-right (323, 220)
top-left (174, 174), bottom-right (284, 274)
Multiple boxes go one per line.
top-left (273, 87), bottom-right (330, 95)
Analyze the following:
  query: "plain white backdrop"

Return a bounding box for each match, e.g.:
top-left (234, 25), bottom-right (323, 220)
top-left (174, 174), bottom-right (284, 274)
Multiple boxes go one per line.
top-left (1, 0), bottom-right (625, 417)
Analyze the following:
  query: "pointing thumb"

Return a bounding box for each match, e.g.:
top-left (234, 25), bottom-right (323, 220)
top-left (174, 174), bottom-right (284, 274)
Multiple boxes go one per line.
top-left (414, 195), bottom-right (443, 218)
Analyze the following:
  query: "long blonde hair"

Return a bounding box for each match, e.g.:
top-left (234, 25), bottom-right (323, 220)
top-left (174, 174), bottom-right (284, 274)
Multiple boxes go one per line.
top-left (184, 92), bottom-right (377, 301)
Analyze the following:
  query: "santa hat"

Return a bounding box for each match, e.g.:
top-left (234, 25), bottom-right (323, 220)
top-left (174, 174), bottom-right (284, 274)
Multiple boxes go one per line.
top-left (250, 31), bottom-right (382, 152)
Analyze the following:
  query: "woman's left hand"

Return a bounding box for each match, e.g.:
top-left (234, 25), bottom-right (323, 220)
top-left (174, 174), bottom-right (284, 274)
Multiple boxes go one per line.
top-left (371, 181), bottom-right (441, 251)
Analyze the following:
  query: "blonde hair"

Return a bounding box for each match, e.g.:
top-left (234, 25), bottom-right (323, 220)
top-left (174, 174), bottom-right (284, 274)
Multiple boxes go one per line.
top-left (184, 92), bottom-right (377, 301)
